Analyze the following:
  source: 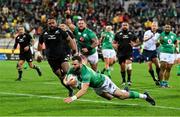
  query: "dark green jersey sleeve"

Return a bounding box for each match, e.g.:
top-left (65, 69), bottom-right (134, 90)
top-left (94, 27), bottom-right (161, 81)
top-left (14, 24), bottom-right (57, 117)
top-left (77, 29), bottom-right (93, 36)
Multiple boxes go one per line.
top-left (88, 30), bottom-right (97, 40)
top-left (81, 74), bottom-right (91, 83)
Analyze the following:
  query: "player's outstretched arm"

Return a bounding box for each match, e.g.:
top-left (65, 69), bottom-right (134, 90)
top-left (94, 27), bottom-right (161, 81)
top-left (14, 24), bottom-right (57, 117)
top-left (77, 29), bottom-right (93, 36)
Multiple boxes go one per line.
top-left (64, 83), bottom-right (89, 103)
top-left (65, 18), bottom-right (76, 32)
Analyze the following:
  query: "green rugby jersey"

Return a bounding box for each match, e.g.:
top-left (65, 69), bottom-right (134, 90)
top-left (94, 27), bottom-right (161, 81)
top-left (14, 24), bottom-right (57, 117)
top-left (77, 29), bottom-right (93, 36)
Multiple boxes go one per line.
top-left (101, 31), bottom-right (114, 49)
top-left (159, 31), bottom-right (177, 54)
top-left (67, 64), bottom-right (105, 88)
top-left (74, 27), bottom-right (97, 55)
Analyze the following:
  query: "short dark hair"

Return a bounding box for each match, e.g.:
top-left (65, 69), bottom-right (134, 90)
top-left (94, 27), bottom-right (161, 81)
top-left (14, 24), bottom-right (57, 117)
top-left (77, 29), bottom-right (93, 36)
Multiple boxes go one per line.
top-left (72, 56), bottom-right (82, 63)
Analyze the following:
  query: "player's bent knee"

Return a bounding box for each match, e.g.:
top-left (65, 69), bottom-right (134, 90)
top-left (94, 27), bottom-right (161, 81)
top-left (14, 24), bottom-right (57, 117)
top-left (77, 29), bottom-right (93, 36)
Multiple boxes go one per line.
top-left (116, 93), bottom-right (127, 100)
top-left (118, 95), bottom-right (128, 100)
top-left (114, 89), bottom-right (129, 100)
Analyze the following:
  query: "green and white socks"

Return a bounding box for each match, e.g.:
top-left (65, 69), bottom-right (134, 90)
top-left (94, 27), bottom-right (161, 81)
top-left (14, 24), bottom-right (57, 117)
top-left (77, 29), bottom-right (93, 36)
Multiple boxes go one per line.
top-left (129, 91), bottom-right (147, 99)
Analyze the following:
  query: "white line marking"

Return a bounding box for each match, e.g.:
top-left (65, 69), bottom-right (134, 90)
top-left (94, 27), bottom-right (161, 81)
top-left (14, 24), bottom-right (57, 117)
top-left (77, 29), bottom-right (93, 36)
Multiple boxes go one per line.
top-left (43, 83), bottom-right (161, 92)
top-left (1, 92), bottom-right (180, 110)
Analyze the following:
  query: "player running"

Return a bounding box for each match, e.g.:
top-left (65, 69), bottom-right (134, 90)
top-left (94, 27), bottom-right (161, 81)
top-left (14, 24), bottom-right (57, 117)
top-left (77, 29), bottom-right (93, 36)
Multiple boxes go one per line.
top-left (100, 25), bottom-right (116, 78)
top-left (12, 26), bottom-right (42, 81)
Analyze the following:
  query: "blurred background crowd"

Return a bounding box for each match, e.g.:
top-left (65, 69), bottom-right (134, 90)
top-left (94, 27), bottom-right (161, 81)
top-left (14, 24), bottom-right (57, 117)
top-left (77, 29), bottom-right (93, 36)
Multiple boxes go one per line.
top-left (0, 0), bottom-right (180, 39)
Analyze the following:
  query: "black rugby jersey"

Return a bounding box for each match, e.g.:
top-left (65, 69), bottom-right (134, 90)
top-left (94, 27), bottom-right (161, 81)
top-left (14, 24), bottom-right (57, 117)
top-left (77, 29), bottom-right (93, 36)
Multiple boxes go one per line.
top-left (13, 33), bottom-right (32, 54)
top-left (39, 27), bottom-right (69, 59)
top-left (114, 30), bottom-right (137, 55)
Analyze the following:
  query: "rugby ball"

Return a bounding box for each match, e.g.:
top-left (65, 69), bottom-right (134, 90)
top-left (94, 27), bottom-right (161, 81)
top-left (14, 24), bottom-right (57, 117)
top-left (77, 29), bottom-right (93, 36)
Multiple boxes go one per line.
top-left (66, 74), bottom-right (78, 88)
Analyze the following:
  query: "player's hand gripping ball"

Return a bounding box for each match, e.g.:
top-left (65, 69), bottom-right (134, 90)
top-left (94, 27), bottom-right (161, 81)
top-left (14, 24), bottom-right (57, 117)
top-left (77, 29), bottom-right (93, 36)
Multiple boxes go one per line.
top-left (66, 74), bottom-right (78, 88)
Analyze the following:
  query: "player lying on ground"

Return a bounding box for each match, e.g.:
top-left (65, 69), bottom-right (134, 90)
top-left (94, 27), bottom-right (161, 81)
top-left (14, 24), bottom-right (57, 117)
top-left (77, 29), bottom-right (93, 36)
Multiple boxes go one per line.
top-left (63, 56), bottom-right (156, 106)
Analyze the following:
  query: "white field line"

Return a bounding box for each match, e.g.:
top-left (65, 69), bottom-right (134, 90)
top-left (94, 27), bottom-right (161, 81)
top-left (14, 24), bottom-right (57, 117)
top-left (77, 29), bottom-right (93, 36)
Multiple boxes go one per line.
top-left (0, 92), bottom-right (180, 110)
top-left (43, 82), bottom-right (161, 92)
top-left (43, 82), bottom-right (159, 92)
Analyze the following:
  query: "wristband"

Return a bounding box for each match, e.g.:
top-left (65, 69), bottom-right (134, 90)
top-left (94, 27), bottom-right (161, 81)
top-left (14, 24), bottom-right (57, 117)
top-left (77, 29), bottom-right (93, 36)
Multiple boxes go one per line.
top-left (71, 95), bottom-right (77, 101)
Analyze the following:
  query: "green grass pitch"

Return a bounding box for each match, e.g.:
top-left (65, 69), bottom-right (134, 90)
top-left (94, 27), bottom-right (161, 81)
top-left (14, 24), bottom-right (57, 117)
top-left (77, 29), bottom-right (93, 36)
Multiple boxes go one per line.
top-left (0, 60), bottom-right (180, 116)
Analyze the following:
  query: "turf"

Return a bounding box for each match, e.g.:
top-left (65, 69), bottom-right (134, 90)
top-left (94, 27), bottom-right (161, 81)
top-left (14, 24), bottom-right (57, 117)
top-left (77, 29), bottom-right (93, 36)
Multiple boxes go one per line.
top-left (0, 60), bottom-right (180, 116)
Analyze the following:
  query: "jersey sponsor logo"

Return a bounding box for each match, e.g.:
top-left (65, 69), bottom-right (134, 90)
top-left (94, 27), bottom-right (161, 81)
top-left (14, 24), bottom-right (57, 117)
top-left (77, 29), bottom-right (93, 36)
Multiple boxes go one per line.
top-left (123, 35), bottom-right (129, 39)
top-left (168, 39), bottom-right (172, 44)
top-left (17, 37), bottom-right (24, 43)
top-left (17, 36), bottom-right (24, 42)
top-left (48, 35), bottom-right (56, 40)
